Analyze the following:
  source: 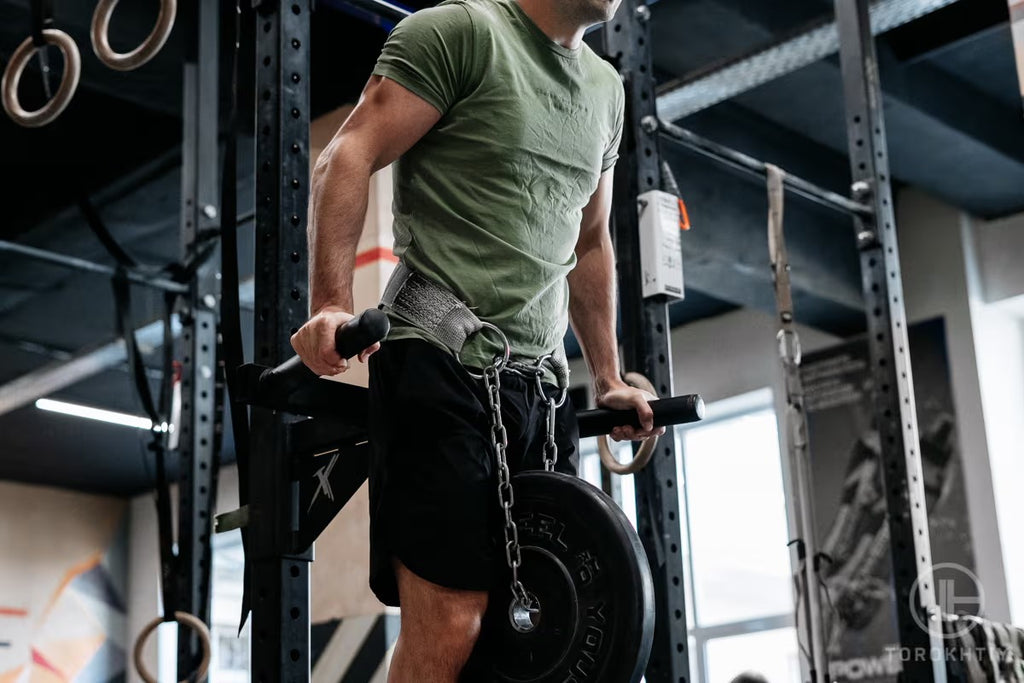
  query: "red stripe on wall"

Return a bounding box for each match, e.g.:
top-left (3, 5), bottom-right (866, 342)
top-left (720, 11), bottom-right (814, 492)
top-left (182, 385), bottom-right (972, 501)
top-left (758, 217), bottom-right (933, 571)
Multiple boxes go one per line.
top-left (32, 648), bottom-right (66, 680)
top-left (355, 247), bottom-right (398, 268)
top-left (0, 607), bottom-right (27, 617)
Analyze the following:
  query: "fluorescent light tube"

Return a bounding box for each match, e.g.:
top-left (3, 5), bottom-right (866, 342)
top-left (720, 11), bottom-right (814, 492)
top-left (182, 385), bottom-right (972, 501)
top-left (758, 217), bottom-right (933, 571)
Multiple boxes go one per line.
top-left (35, 398), bottom-right (168, 432)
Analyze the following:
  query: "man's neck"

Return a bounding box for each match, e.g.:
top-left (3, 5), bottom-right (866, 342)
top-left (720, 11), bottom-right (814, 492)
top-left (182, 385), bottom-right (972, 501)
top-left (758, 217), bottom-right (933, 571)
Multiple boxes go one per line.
top-left (515, 0), bottom-right (586, 49)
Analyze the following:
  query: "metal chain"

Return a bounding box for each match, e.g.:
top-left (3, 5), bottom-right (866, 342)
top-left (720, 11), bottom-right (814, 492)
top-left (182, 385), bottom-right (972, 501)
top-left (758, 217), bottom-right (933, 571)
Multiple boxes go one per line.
top-left (542, 396), bottom-right (558, 472)
top-left (482, 360), bottom-right (532, 609)
top-left (531, 353), bottom-right (566, 473)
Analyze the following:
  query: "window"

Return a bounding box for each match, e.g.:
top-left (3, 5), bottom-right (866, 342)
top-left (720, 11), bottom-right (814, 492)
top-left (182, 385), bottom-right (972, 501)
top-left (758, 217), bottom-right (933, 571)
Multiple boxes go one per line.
top-left (209, 530), bottom-right (250, 682)
top-left (579, 388), bottom-right (801, 683)
top-left (679, 389), bottom-right (799, 683)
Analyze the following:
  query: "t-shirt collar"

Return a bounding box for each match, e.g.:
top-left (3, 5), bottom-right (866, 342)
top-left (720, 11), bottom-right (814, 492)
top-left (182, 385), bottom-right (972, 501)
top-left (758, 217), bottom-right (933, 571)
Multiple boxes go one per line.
top-left (506, 0), bottom-right (583, 59)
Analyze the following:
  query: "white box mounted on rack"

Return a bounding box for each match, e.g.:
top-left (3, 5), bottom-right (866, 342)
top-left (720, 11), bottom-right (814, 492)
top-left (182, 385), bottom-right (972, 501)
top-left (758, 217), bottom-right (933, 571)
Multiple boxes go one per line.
top-left (638, 189), bottom-right (687, 300)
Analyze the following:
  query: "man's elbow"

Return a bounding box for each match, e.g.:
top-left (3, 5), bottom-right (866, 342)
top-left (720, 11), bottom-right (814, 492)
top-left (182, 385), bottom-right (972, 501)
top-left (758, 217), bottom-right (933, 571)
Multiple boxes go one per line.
top-left (312, 134), bottom-right (375, 187)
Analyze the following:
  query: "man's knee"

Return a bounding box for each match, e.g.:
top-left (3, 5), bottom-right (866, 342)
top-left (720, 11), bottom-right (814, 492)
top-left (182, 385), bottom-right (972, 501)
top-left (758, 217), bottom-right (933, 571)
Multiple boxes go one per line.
top-left (395, 560), bottom-right (488, 657)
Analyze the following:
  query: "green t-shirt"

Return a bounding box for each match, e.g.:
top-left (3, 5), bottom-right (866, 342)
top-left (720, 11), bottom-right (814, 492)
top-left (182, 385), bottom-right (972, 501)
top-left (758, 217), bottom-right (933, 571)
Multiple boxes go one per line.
top-left (372, 0), bottom-right (624, 371)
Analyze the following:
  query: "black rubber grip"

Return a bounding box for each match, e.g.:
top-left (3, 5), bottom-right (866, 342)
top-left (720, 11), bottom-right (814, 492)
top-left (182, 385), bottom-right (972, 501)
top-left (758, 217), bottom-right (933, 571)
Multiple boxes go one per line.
top-left (259, 309), bottom-right (391, 396)
top-left (334, 308), bottom-right (390, 360)
top-left (576, 394), bottom-right (705, 438)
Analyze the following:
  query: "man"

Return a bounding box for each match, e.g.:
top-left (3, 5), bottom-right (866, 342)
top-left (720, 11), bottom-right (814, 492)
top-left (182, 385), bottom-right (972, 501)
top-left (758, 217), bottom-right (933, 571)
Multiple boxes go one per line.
top-left (290, 0), bottom-right (662, 679)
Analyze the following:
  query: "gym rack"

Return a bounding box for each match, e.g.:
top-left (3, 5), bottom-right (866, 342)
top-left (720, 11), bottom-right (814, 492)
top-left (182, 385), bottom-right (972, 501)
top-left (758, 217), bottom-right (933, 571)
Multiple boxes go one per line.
top-left (239, 1), bottom-right (948, 683)
top-left (642, 1), bottom-right (947, 681)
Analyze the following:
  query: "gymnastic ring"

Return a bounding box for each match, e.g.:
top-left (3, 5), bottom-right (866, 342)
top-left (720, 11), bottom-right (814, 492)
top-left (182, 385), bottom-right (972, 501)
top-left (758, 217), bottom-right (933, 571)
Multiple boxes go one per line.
top-left (133, 611), bottom-right (211, 683)
top-left (1, 29), bottom-right (81, 128)
top-left (91, 0), bottom-right (176, 71)
top-left (597, 372), bottom-right (660, 475)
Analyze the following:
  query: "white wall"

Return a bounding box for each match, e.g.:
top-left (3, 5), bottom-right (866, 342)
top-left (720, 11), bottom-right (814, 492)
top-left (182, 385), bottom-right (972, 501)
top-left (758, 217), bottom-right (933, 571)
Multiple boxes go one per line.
top-left (974, 212), bottom-right (1024, 304)
top-left (896, 188), bottom-right (1012, 623)
top-left (964, 210), bottom-right (1024, 625)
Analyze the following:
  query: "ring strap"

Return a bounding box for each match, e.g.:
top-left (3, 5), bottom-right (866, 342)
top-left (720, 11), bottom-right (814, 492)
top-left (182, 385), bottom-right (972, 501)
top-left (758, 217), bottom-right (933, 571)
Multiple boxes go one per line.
top-left (31, 0), bottom-right (54, 47)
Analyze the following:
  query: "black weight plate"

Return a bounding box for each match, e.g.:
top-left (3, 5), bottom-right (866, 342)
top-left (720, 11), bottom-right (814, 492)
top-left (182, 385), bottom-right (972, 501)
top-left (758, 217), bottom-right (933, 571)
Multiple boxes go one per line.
top-left (476, 471), bottom-right (655, 683)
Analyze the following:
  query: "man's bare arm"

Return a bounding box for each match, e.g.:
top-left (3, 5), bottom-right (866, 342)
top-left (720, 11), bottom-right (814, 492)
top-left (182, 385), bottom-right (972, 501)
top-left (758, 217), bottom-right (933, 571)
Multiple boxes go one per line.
top-left (292, 75), bottom-right (442, 376)
top-left (568, 170), bottom-right (663, 441)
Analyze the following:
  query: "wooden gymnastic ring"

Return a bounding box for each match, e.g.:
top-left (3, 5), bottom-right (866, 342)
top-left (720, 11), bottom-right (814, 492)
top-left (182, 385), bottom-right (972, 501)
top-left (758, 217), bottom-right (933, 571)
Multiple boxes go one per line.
top-left (91, 0), bottom-right (176, 71)
top-left (133, 611), bottom-right (211, 683)
top-left (1, 29), bottom-right (81, 128)
top-left (597, 372), bottom-right (660, 475)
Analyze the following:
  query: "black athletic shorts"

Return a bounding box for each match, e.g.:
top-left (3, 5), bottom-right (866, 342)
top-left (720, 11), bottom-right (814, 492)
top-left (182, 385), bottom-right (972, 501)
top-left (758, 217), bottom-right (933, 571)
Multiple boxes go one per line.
top-left (367, 338), bottom-right (579, 606)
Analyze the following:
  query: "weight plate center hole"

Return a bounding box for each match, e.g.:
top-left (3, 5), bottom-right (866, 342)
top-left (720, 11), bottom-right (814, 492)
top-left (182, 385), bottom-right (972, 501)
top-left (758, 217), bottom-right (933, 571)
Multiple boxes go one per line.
top-left (509, 594), bottom-right (541, 633)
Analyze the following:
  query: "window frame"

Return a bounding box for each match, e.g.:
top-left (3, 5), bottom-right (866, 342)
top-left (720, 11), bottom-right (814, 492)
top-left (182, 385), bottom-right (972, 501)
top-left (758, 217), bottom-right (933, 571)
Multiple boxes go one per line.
top-left (674, 388), bottom-right (798, 683)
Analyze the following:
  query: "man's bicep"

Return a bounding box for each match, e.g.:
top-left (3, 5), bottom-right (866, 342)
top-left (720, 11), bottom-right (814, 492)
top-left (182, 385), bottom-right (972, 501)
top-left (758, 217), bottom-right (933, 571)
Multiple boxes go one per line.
top-left (328, 75), bottom-right (442, 172)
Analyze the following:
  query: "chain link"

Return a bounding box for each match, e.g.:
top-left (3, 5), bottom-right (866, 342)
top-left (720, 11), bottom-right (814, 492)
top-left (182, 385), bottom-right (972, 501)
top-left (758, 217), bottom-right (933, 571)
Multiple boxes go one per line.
top-left (482, 361), bottom-right (532, 609)
top-left (542, 396), bottom-right (558, 472)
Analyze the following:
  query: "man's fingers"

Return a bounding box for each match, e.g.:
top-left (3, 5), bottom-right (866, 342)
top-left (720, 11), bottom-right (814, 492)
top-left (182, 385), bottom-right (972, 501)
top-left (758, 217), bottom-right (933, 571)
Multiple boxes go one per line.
top-left (358, 342), bottom-right (381, 363)
top-left (635, 399), bottom-right (655, 432)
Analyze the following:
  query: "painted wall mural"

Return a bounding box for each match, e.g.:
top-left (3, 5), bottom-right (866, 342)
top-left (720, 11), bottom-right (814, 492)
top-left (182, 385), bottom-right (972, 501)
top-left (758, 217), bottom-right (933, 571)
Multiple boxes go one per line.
top-left (0, 482), bottom-right (128, 683)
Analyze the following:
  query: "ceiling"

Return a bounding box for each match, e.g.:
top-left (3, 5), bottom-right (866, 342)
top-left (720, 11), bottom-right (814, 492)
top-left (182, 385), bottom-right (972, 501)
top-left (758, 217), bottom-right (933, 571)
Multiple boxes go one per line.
top-left (0, 0), bottom-right (1020, 495)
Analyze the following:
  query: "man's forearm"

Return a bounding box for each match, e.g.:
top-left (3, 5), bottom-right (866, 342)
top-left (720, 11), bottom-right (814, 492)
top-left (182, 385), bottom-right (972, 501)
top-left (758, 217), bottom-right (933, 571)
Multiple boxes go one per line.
top-left (307, 138), bottom-right (373, 315)
top-left (568, 234), bottom-right (623, 396)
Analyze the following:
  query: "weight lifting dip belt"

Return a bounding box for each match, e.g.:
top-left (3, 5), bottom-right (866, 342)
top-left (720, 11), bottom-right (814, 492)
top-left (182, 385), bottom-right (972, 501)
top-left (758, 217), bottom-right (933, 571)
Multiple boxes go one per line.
top-left (379, 260), bottom-right (569, 388)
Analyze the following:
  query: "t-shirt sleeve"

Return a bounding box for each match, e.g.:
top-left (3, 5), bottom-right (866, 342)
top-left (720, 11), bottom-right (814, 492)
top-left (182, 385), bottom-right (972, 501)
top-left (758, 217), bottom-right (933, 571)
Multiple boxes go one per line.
top-left (371, 3), bottom-right (477, 115)
top-left (601, 81), bottom-right (625, 172)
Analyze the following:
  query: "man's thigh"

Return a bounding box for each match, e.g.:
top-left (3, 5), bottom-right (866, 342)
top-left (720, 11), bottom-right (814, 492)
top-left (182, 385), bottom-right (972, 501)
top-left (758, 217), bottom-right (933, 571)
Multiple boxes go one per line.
top-left (367, 340), bottom-right (500, 606)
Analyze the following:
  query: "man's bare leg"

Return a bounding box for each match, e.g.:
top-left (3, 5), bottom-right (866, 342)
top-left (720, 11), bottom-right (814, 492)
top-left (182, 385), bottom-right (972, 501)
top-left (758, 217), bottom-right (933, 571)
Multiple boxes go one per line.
top-left (388, 559), bottom-right (488, 683)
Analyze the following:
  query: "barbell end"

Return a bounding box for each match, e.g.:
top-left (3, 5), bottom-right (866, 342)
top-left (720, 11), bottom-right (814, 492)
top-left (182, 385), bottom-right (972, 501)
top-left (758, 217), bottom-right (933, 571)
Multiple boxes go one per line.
top-left (693, 395), bottom-right (705, 421)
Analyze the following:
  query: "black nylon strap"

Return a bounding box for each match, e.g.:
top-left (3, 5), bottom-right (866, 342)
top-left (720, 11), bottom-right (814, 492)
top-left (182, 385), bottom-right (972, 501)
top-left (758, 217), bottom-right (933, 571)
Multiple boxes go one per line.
top-left (220, 0), bottom-right (254, 634)
top-left (112, 269), bottom-right (179, 618)
top-left (30, 0), bottom-right (53, 46)
top-left (80, 198), bottom-right (140, 269)
top-left (111, 270), bottom-right (161, 423)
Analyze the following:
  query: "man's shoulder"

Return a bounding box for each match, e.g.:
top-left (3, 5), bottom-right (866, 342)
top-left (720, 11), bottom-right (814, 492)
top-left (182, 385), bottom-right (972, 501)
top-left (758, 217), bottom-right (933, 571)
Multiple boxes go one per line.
top-left (580, 44), bottom-right (624, 97)
top-left (439, 0), bottom-right (505, 30)
top-left (401, 0), bottom-right (475, 30)
top-left (397, 0), bottom-right (506, 42)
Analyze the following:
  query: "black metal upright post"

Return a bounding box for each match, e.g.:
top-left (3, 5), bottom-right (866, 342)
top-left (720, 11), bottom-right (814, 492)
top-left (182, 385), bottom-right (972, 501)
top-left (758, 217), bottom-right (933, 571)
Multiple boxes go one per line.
top-left (602, 3), bottom-right (692, 682)
top-left (177, 0), bottom-right (222, 676)
top-left (836, 2), bottom-right (945, 681)
top-left (250, 0), bottom-right (312, 679)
